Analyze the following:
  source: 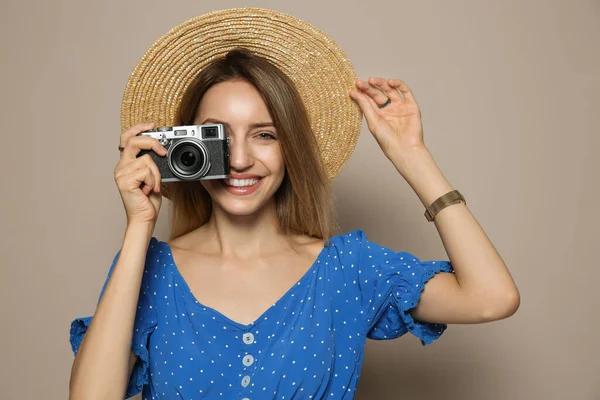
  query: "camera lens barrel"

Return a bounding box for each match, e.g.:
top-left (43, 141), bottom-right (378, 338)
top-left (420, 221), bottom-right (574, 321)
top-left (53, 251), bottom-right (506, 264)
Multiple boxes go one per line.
top-left (167, 138), bottom-right (211, 180)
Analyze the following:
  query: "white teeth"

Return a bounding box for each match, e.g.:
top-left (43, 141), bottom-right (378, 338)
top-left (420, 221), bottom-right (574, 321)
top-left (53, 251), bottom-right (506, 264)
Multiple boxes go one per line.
top-left (224, 178), bottom-right (261, 187)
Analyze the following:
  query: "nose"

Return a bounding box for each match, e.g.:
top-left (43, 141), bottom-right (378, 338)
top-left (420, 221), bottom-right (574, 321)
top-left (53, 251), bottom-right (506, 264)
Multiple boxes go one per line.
top-left (228, 136), bottom-right (254, 171)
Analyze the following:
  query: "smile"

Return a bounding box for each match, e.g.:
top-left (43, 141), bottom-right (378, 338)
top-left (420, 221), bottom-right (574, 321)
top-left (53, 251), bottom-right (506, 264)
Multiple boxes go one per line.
top-left (221, 177), bottom-right (263, 196)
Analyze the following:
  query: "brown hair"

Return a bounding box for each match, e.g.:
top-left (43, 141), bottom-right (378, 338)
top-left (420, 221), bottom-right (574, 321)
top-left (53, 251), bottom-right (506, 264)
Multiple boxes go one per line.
top-left (165, 48), bottom-right (336, 242)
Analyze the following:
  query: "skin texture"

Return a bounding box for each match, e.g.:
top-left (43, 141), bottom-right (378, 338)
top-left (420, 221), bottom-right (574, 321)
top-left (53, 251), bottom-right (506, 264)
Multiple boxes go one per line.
top-left (350, 77), bottom-right (520, 323)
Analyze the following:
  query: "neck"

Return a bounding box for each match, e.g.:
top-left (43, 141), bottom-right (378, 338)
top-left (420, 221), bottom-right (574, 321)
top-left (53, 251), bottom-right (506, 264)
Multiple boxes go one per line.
top-left (202, 198), bottom-right (292, 259)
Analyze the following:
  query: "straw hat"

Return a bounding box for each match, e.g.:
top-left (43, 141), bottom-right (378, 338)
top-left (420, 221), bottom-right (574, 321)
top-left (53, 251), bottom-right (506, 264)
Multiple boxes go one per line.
top-left (120, 7), bottom-right (362, 181)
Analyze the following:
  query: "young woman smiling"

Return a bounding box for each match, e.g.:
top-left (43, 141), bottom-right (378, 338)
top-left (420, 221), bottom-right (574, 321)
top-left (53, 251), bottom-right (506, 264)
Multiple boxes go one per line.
top-left (68, 9), bottom-right (519, 400)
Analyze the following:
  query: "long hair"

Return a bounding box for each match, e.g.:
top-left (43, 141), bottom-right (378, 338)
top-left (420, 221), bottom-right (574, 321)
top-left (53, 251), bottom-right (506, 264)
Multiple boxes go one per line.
top-left (164, 48), bottom-right (336, 242)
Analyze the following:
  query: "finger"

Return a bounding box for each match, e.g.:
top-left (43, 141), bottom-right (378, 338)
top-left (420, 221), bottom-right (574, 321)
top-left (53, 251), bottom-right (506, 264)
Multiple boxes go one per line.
top-left (134, 167), bottom-right (155, 196)
top-left (117, 167), bottom-right (155, 195)
top-left (145, 155), bottom-right (162, 193)
top-left (142, 181), bottom-right (152, 197)
top-left (353, 81), bottom-right (384, 111)
top-left (349, 90), bottom-right (379, 129)
top-left (119, 122), bottom-right (156, 148)
top-left (115, 154), bottom-right (162, 193)
top-left (148, 157), bottom-right (162, 193)
top-left (119, 135), bottom-right (168, 164)
top-left (387, 79), bottom-right (417, 104)
top-left (355, 79), bottom-right (389, 106)
top-left (368, 77), bottom-right (404, 102)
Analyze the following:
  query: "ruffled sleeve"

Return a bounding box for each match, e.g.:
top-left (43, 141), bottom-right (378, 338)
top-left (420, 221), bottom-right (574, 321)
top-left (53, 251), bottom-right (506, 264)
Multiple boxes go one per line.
top-left (348, 230), bottom-right (454, 346)
top-left (69, 238), bottom-right (161, 398)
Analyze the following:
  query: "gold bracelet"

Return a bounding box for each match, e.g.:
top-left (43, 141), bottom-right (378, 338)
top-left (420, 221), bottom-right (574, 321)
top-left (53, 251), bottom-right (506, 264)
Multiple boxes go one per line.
top-left (424, 190), bottom-right (466, 222)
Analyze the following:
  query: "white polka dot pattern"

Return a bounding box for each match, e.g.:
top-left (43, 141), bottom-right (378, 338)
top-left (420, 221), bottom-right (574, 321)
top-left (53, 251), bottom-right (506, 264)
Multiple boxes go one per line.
top-left (69, 229), bottom-right (453, 399)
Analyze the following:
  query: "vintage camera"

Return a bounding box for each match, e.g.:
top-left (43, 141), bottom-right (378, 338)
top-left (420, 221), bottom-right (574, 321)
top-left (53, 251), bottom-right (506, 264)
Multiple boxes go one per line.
top-left (137, 124), bottom-right (230, 182)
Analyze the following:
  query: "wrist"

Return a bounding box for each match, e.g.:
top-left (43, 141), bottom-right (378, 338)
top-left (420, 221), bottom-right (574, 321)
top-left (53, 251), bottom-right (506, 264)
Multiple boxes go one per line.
top-left (125, 221), bottom-right (156, 239)
top-left (387, 144), bottom-right (431, 174)
top-left (388, 146), bottom-right (454, 207)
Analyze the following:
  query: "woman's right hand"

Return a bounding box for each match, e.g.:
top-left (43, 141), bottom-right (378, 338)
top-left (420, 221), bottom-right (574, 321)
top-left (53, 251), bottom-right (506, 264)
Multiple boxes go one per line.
top-left (114, 122), bottom-right (169, 226)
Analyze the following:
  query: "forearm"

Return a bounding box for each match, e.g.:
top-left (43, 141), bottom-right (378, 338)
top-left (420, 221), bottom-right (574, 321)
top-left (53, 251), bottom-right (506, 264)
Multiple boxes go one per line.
top-left (389, 145), bottom-right (519, 316)
top-left (69, 222), bottom-right (155, 400)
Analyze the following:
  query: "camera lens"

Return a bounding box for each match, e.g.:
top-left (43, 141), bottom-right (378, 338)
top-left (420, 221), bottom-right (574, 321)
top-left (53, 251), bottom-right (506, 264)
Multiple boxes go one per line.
top-left (180, 149), bottom-right (197, 168)
top-left (173, 145), bottom-right (202, 173)
top-left (168, 139), bottom-right (211, 180)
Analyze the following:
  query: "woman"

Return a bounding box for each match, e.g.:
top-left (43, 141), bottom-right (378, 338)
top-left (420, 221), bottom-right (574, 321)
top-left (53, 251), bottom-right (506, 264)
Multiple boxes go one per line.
top-left (69, 10), bottom-right (519, 400)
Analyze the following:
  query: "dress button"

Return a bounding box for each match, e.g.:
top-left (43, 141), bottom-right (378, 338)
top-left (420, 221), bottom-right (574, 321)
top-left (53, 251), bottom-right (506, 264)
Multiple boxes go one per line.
top-left (241, 375), bottom-right (251, 387)
top-left (242, 332), bottom-right (255, 344)
top-left (242, 354), bottom-right (254, 367)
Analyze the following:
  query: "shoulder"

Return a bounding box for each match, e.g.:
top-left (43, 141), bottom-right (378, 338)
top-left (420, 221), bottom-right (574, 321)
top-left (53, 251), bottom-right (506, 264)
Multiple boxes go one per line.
top-left (327, 229), bottom-right (367, 247)
top-left (288, 231), bottom-right (361, 262)
top-left (289, 233), bottom-right (326, 261)
top-left (320, 229), bottom-right (368, 269)
top-left (325, 229), bottom-right (407, 270)
top-left (329, 229), bottom-right (401, 253)
top-left (137, 237), bottom-right (172, 277)
top-left (325, 229), bottom-right (371, 256)
top-left (164, 227), bottom-right (199, 252)
top-left (108, 236), bottom-right (166, 274)
top-left (135, 237), bottom-right (171, 304)
top-left (145, 236), bottom-right (169, 260)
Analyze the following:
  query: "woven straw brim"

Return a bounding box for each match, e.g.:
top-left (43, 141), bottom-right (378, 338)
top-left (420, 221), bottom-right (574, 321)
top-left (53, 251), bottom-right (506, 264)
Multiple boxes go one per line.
top-left (120, 7), bottom-right (362, 181)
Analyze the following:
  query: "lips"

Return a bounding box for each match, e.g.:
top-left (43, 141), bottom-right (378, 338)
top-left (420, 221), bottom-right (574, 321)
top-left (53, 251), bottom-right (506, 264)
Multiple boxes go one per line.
top-left (221, 177), bottom-right (263, 196)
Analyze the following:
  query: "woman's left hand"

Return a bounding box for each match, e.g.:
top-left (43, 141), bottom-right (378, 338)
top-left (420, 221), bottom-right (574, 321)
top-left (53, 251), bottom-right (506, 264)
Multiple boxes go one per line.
top-left (349, 77), bottom-right (425, 158)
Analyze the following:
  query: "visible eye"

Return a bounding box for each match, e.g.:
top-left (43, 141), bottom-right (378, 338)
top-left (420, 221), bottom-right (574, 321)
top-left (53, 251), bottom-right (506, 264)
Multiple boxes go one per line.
top-left (257, 132), bottom-right (277, 140)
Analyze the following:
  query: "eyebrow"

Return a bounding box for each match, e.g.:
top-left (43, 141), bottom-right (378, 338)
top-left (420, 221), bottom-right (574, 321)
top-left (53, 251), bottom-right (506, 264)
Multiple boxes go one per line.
top-left (201, 118), bottom-right (275, 130)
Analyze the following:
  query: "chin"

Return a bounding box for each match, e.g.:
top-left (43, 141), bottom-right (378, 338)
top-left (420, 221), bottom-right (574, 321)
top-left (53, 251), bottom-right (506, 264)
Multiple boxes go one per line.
top-left (218, 201), bottom-right (267, 216)
top-left (204, 178), bottom-right (281, 217)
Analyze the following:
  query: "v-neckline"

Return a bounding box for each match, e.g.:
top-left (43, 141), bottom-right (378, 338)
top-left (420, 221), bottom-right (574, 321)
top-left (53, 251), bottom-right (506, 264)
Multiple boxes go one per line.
top-left (162, 241), bottom-right (328, 330)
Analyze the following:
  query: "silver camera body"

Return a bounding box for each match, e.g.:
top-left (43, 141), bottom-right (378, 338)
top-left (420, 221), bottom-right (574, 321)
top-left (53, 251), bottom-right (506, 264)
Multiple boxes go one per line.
top-left (137, 124), bottom-right (230, 182)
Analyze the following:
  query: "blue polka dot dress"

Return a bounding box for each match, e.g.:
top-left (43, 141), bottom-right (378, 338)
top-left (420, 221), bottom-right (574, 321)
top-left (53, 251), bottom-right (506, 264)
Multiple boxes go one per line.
top-left (70, 229), bottom-right (453, 399)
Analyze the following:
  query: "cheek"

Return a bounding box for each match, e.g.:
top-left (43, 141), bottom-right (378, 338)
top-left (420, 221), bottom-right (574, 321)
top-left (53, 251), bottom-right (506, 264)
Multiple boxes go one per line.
top-left (257, 145), bottom-right (285, 174)
top-left (200, 180), bottom-right (219, 195)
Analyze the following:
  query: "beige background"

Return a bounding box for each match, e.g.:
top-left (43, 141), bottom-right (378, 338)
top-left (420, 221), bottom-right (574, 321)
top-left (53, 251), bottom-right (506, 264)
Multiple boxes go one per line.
top-left (1, 0), bottom-right (598, 399)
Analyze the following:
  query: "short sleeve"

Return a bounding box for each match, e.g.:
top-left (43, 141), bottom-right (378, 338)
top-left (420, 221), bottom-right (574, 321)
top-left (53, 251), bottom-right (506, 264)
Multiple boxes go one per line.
top-left (350, 230), bottom-right (454, 346)
top-left (69, 238), bottom-right (161, 398)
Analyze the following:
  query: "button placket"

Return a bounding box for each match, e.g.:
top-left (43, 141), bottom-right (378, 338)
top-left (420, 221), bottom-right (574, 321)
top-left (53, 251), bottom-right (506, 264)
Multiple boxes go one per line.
top-left (240, 332), bottom-right (255, 396)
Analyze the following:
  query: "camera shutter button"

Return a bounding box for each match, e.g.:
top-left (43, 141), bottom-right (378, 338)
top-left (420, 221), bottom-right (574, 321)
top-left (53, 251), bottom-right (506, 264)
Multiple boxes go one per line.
top-left (158, 126), bottom-right (171, 132)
